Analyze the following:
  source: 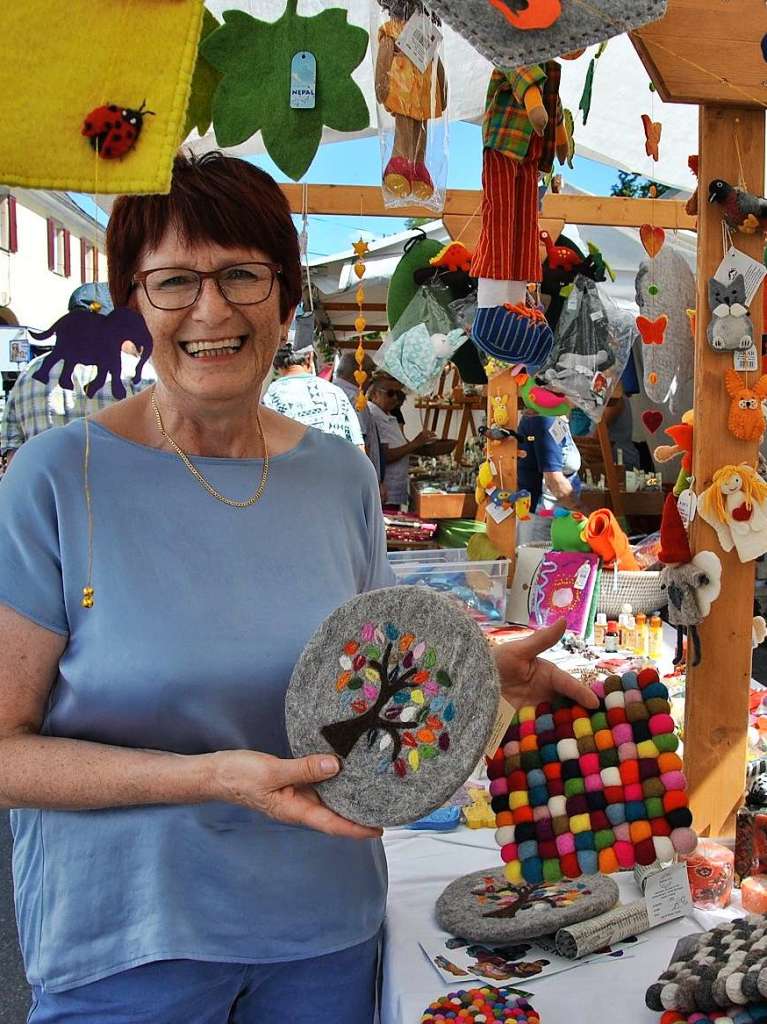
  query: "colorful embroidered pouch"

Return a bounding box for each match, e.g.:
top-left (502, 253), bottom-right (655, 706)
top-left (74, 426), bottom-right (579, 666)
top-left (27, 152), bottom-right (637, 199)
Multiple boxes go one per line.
top-left (528, 552), bottom-right (600, 637)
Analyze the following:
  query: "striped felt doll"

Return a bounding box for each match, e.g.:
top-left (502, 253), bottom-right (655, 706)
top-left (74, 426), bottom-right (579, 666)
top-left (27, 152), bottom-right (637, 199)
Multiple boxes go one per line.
top-left (470, 59), bottom-right (574, 370)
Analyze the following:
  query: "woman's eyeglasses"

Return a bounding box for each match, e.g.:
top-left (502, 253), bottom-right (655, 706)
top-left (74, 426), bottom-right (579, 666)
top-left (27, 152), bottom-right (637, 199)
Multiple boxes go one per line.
top-left (133, 262), bottom-right (282, 311)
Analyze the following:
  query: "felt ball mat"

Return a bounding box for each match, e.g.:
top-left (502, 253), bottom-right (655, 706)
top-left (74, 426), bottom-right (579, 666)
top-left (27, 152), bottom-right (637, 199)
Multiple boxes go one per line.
top-left (285, 585), bottom-right (500, 828)
top-left (488, 667), bottom-right (696, 884)
top-left (435, 866), bottom-right (619, 945)
top-left (426, 0), bottom-right (667, 72)
top-left (421, 986), bottom-right (540, 1023)
top-left (647, 919), bottom-right (767, 1014)
top-left (659, 1008), bottom-right (767, 1024)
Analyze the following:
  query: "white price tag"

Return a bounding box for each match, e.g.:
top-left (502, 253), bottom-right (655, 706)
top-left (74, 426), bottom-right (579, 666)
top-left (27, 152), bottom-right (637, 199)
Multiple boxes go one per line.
top-left (484, 696), bottom-right (516, 757)
top-left (396, 11), bottom-right (442, 74)
top-left (735, 346), bottom-right (759, 372)
top-left (590, 310), bottom-right (604, 322)
top-left (486, 502), bottom-right (514, 525)
top-left (548, 418), bottom-right (568, 444)
top-left (567, 291), bottom-right (578, 311)
top-left (715, 246), bottom-right (767, 306)
top-left (644, 864), bottom-right (693, 928)
top-left (289, 51), bottom-right (317, 109)
top-left (677, 487), bottom-right (697, 528)
top-left (574, 562), bottom-right (592, 590)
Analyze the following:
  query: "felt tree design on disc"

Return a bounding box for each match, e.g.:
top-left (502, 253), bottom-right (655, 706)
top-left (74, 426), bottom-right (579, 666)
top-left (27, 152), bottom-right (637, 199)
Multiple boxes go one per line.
top-left (201, 2), bottom-right (369, 180)
top-left (323, 623), bottom-right (454, 778)
top-left (472, 876), bottom-right (593, 920)
top-left (285, 586), bottom-right (500, 828)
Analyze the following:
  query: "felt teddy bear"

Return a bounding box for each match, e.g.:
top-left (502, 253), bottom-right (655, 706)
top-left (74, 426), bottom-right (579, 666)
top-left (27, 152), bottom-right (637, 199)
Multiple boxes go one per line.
top-left (375, 0), bottom-right (448, 202)
top-left (724, 369), bottom-right (767, 441)
top-left (658, 493), bottom-right (722, 667)
top-left (469, 57), bottom-right (576, 370)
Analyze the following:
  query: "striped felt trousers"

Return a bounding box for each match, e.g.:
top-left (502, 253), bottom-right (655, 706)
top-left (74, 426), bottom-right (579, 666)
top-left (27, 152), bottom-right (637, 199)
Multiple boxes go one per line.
top-left (471, 145), bottom-right (543, 284)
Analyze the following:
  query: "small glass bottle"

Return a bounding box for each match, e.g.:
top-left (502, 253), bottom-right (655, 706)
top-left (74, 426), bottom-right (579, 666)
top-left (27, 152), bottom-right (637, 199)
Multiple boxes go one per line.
top-left (648, 613), bottom-right (663, 661)
top-left (634, 613), bottom-right (648, 657)
top-left (593, 612), bottom-right (607, 646)
top-left (618, 604), bottom-right (633, 649)
top-left (605, 621), bottom-right (619, 653)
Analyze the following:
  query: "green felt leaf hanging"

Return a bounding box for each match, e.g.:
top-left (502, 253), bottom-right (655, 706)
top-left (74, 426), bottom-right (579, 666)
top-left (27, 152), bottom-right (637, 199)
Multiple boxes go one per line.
top-left (183, 8), bottom-right (221, 140)
top-left (578, 59), bottom-right (595, 126)
top-left (201, 2), bottom-right (370, 181)
top-left (563, 108), bottom-right (575, 169)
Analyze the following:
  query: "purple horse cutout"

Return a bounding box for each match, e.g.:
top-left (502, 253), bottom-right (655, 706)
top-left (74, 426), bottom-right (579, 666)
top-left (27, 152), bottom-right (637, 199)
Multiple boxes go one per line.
top-left (30, 307), bottom-right (153, 399)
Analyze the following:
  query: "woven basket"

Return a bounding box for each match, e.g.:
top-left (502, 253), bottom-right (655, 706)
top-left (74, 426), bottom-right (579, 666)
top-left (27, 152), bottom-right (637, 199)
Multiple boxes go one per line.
top-left (522, 542), bottom-right (667, 618)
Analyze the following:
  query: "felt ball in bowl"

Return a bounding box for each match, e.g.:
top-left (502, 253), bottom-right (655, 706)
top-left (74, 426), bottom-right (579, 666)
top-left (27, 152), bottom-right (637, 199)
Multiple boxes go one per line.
top-left (285, 585), bottom-right (500, 828)
top-left (436, 866), bottom-right (619, 945)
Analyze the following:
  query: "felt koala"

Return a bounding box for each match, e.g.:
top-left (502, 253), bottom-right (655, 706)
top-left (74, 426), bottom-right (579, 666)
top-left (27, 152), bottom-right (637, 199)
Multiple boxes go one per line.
top-left (661, 553), bottom-right (722, 667)
top-left (707, 274), bottom-right (754, 352)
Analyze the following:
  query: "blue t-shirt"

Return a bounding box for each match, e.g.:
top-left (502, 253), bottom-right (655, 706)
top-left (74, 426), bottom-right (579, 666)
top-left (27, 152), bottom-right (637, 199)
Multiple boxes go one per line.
top-left (0, 421), bottom-right (394, 993)
top-left (517, 413), bottom-right (581, 513)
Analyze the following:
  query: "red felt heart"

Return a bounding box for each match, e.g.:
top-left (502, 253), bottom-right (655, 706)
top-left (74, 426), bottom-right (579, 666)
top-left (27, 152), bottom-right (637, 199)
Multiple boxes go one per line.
top-left (642, 410), bottom-right (664, 434)
top-left (640, 224), bottom-right (666, 258)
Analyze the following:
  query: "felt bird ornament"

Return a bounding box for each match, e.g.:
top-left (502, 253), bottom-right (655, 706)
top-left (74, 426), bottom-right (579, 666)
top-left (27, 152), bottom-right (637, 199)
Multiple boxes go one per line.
top-left (539, 230), bottom-right (583, 273)
top-left (641, 114), bottom-right (662, 162)
top-left (724, 369), bottom-right (767, 441)
top-left (708, 179), bottom-right (767, 234)
top-left (514, 373), bottom-right (571, 417)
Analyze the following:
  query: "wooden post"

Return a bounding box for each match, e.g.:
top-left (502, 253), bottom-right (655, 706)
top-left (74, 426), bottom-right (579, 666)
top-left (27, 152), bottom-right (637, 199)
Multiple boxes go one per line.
top-left (485, 370), bottom-right (519, 575)
top-left (596, 419), bottom-right (626, 523)
top-left (686, 105), bottom-right (765, 836)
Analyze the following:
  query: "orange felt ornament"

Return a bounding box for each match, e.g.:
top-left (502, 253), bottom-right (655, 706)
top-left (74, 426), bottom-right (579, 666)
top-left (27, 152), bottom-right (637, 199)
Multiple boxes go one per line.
top-left (640, 224), bottom-right (665, 258)
top-left (487, 0), bottom-right (561, 30)
top-left (641, 114), bottom-right (662, 161)
top-left (636, 314), bottom-right (668, 346)
top-left (724, 369), bottom-right (767, 441)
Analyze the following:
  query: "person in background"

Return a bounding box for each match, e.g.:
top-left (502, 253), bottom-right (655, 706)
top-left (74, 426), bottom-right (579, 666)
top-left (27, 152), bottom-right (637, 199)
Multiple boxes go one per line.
top-left (263, 341), bottom-right (364, 448)
top-left (570, 383), bottom-right (640, 470)
top-left (368, 373), bottom-right (435, 509)
top-left (517, 406), bottom-right (582, 544)
top-left (332, 351), bottom-right (382, 482)
top-left (0, 283), bottom-right (155, 467)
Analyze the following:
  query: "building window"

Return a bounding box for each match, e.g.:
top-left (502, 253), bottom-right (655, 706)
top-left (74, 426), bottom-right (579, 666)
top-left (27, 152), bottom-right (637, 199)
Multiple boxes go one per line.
top-left (80, 239), bottom-right (98, 283)
top-left (0, 195), bottom-right (17, 253)
top-left (47, 219), bottom-right (70, 277)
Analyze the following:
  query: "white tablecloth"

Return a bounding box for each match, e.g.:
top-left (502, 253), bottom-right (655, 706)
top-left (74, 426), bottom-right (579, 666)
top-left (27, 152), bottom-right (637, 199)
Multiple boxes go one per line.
top-left (381, 828), bottom-right (739, 1024)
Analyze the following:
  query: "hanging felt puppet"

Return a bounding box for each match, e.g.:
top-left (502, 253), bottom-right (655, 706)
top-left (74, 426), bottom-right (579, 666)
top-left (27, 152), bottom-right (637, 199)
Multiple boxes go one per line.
top-left (514, 372), bottom-right (571, 417)
top-left (470, 59), bottom-right (575, 370)
top-left (653, 411), bottom-right (694, 495)
top-left (724, 369), bottom-right (767, 441)
top-left (373, 0), bottom-right (448, 209)
top-left (635, 246), bottom-right (696, 415)
top-left (707, 274), bottom-right (754, 352)
top-left (541, 233), bottom-right (608, 333)
top-left (30, 307), bottom-right (153, 399)
top-left (658, 493), bottom-right (722, 667)
top-left (201, 3), bottom-right (369, 181)
top-left (699, 464), bottom-right (767, 564)
top-left (425, 0), bottom-right (667, 69)
top-left (709, 179), bottom-right (767, 235)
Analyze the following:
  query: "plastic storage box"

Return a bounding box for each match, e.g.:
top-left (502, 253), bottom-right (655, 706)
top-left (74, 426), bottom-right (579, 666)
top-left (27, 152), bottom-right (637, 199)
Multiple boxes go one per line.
top-left (388, 549), bottom-right (510, 628)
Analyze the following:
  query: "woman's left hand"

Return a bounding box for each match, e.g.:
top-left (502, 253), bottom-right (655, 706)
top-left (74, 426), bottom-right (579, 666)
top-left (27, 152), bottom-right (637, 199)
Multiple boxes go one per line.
top-left (493, 619), bottom-right (599, 711)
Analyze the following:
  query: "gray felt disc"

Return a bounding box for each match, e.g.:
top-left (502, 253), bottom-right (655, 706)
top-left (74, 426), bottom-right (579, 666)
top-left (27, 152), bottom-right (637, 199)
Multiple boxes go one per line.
top-left (285, 585), bottom-right (500, 828)
top-left (436, 868), bottom-right (620, 944)
top-left (428, 0), bottom-right (667, 69)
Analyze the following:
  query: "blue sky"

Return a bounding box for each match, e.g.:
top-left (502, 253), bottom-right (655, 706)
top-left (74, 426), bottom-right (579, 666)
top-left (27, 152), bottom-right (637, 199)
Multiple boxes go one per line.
top-left (72, 122), bottom-right (623, 260)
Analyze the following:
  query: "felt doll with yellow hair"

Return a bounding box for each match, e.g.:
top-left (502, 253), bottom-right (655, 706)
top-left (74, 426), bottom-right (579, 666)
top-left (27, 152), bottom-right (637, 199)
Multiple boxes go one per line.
top-left (699, 463), bottom-right (767, 563)
top-left (375, 0), bottom-right (447, 202)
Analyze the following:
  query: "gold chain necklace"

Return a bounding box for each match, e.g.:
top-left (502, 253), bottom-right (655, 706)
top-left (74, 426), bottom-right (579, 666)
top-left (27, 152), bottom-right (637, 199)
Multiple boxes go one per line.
top-left (151, 389), bottom-right (269, 509)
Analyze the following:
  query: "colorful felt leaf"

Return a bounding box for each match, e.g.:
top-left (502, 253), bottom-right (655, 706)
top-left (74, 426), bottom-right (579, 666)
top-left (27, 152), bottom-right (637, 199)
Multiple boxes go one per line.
top-left (201, 3), bottom-right (369, 181)
top-left (183, 8), bottom-right (221, 139)
top-left (437, 669), bottom-right (453, 689)
top-left (640, 224), bottom-right (666, 258)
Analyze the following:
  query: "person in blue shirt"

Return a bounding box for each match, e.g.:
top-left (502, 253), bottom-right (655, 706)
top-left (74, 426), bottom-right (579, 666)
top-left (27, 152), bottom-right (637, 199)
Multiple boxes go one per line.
top-left (517, 408), bottom-right (582, 544)
top-left (0, 152), bottom-right (595, 1024)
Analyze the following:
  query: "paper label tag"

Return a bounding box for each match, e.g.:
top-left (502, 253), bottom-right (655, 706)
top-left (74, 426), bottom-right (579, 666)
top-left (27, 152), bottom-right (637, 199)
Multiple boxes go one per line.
top-left (735, 345), bottom-right (759, 372)
top-left (574, 562), bottom-right (592, 590)
top-left (715, 246), bottom-right (767, 306)
top-left (484, 695), bottom-right (516, 757)
top-left (644, 864), bottom-right (693, 928)
top-left (396, 12), bottom-right (442, 74)
top-left (567, 291), bottom-right (578, 311)
top-left (548, 417), bottom-right (568, 444)
top-left (677, 487), bottom-right (697, 528)
top-left (590, 309), bottom-right (604, 322)
top-left (486, 502), bottom-right (514, 525)
top-left (290, 51), bottom-right (317, 109)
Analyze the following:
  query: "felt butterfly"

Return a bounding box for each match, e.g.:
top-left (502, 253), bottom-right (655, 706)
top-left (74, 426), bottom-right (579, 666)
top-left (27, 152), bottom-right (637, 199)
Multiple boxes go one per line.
top-left (487, 0), bottom-right (562, 30)
top-left (641, 114), bottom-right (662, 162)
top-left (636, 314), bottom-right (669, 346)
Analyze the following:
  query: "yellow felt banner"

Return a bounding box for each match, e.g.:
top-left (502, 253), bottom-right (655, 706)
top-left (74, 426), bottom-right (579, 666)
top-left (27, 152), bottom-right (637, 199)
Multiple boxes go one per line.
top-left (0, 0), bottom-right (203, 194)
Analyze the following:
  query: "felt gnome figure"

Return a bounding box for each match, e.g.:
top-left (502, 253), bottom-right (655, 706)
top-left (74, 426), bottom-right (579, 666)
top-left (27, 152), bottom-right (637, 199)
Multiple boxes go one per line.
top-left (469, 58), bottom-right (574, 371)
top-left (375, 0), bottom-right (447, 202)
top-left (658, 492), bottom-right (722, 668)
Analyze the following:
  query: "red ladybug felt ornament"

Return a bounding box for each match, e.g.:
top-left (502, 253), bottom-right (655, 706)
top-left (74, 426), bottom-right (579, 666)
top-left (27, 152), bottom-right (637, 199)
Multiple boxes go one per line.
top-left (81, 101), bottom-right (155, 159)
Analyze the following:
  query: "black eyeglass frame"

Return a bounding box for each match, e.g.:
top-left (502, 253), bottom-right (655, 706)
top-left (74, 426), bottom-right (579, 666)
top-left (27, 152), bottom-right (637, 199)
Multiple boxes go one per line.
top-left (132, 261), bottom-right (283, 311)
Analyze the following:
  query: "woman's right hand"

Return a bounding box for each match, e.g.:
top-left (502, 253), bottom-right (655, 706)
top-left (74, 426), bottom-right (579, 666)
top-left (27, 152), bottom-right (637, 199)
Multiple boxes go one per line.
top-left (207, 749), bottom-right (381, 841)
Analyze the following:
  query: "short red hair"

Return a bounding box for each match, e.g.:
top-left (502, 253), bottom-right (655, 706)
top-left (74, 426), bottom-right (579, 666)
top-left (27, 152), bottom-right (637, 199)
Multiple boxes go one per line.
top-left (107, 152), bottom-right (302, 321)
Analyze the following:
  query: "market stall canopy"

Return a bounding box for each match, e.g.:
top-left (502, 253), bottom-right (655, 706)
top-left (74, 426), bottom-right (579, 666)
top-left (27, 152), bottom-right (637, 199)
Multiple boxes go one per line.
top-left (192, 2), bottom-right (698, 191)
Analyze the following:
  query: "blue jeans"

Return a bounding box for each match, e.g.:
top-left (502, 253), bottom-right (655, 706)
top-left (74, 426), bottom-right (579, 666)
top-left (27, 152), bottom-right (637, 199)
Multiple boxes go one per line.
top-left (28, 934), bottom-right (379, 1023)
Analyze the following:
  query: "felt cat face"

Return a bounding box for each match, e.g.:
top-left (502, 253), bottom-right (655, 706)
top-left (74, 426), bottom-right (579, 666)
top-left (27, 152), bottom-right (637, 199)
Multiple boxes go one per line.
top-left (708, 274), bottom-right (747, 314)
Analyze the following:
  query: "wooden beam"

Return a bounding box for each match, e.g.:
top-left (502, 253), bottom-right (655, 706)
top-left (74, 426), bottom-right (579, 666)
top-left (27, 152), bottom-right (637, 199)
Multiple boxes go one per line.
top-left (686, 104), bottom-right (765, 837)
top-left (282, 183), bottom-right (694, 230)
top-left (444, 214), bottom-right (566, 251)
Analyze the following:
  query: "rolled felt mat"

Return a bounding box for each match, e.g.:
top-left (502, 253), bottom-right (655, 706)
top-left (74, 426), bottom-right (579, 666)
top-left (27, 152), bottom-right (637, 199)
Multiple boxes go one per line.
top-left (555, 899), bottom-right (651, 959)
top-left (582, 508), bottom-right (640, 570)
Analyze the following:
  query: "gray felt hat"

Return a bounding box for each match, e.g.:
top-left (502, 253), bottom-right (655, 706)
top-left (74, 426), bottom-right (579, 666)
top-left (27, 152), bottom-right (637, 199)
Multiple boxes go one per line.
top-left (427, 1), bottom-right (667, 68)
top-left (436, 867), bottom-right (620, 944)
top-left (285, 585), bottom-right (500, 828)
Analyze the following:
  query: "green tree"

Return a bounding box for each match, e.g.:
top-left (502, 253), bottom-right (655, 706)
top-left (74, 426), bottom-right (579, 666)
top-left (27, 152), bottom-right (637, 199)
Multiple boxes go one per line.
top-left (610, 171), bottom-right (668, 199)
top-left (404, 216), bottom-right (432, 231)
